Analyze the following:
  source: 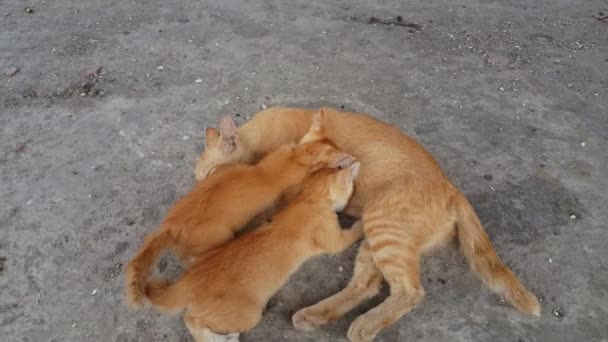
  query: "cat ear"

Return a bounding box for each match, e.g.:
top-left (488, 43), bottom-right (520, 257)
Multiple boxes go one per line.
top-left (205, 127), bottom-right (219, 147)
top-left (299, 109), bottom-right (325, 144)
top-left (311, 109), bottom-right (323, 130)
top-left (346, 162), bottom-right (361, 181)
top-left (219, 116), bottom-right (237, 137)
top-left (218, 116), bottom-right (239, 153)
top-left (329, 152), bottom-right (356, 169)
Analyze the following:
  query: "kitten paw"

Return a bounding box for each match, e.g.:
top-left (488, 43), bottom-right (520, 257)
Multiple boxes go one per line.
top-left (292, 309), bottom-right (327, 331)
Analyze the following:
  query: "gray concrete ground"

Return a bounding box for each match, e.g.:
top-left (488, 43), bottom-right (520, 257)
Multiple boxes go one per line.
top-left (1, 0), bottom-right (607, 341)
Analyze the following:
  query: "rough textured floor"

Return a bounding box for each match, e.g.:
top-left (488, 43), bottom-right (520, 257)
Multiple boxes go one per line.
top-left (1, 0), bottom-right (607, 341)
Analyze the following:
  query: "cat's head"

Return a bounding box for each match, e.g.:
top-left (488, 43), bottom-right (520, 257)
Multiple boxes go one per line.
top-left (302, 162), bottom-right (361, 212)
top-left (195, 116), bottom-right (253, 180)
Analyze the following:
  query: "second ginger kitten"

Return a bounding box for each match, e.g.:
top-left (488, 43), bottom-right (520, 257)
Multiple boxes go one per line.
top-left (143, 163), bottom-right (363, 342)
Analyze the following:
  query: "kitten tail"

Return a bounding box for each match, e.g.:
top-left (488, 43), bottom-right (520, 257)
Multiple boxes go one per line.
top-left (125, 228), bottom-right (173, 309)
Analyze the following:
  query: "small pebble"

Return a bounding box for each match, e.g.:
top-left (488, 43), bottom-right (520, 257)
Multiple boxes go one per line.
top-left (194, 78), bottom-right (202, 83)
top-left (157, 66), bottom-right (164, 70)
top-left (4, 66), bottom-right (19, 77)
top-left (552, 307), bottom-right (565, 318)
top-left (261, 104), bottom-right (268, 109)
top-left (499, 87), bottom-right (505, 91)
top-left (485, 54), bottom-right (497, 65)
top-left (580, 142), bottom-right (586, 147)
top-left (549, 258), bottom-right (553, 263)
top-left (91, 289), bottom-right (98, 295)
top-left (183, 135), bottom-right (190, 141)
top-left (24, 7), bottom-right (34, 14)
top-left (338, 266), bottom-right (344, 272)
top-left (570, 214), bottom-right (577, 219)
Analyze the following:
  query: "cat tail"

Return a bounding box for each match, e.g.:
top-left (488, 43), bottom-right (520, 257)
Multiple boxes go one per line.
top-left (125, 228), bottom-right (173, 309)
top-left (144, 278), bottom-right (188, 313)
top-left (455, 193), bottom-right (541, 316)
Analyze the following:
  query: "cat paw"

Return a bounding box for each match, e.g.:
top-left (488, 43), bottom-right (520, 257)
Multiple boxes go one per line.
top-left (292, 309), bottom-right (327, 331)
top-left (347, 315), bottom-right (376, 342)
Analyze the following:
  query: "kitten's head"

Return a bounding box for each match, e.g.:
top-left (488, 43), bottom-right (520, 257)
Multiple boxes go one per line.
top-left (293, 110), bottom-right (355, 172)
top-left (303, 162), bottom-right (360, 212)
top-left (195, 116), bottom-right (253, 180)
top-left (292, 140), bottom-right (355, 173)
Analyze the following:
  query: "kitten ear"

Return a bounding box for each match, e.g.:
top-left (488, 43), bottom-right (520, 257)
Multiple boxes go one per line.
top-left (299, 109), bottom-right (325, 144)
top-left (329, 152), bottom-right (356, 169)
top-left (346, 162), bottom-right (361, 181)
top-left (205, 127), bottom-right (219, 147)
top-left (218, 116), bottom-right (239, 153)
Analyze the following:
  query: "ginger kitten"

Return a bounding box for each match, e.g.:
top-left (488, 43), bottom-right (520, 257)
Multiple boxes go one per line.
top-left (125, 117), bottom-right (354, 308)
top-left (143, 162), bottom-right (363, 342)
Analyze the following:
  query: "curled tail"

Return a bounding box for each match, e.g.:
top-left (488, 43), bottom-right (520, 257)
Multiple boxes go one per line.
top-left (144, 279), bottom-right (188, 313)
top-left (125, 228), bottom-right (173, 308)
top-left (455, 194), bottom-right (541, 316)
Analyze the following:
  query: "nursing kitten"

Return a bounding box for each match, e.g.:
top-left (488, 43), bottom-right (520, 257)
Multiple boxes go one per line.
top-left (125, 117), bottom-right (354, 308)
top-left (144, 163), bottom-right (363, 342)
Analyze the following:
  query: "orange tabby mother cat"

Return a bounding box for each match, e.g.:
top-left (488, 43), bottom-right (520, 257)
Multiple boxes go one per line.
top-left (195, 107), bottom-right (540, 342)
top-left (125, 117), bottom-right (354, 308)
top-left (144, 163), bottom-right (363, 342)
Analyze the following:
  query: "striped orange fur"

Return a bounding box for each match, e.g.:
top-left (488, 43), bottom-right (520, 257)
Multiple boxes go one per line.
top-left (195, 107), bottom-right (541, 341)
